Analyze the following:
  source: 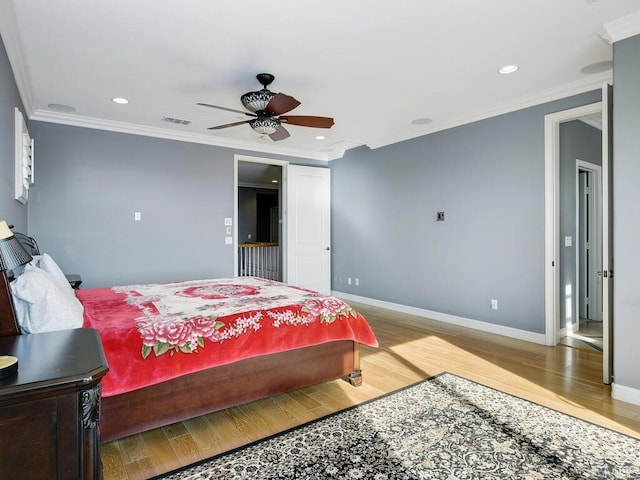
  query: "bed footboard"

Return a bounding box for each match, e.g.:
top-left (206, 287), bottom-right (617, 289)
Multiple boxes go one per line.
top-left (101, 340), bottom-right (361, 442)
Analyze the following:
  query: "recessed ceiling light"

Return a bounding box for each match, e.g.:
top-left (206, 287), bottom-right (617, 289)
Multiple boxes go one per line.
top-left (580, 61), bottom-right (613, 74)
top-left (498, 65), bottom-right (519, 74)
top-left (315, 135), bottom-right (326, 140)
top-left (47, 103), bottom-right (76, 113)
top-left (411, 117), bottom-right (433, 125)
top-left (111, 97), bottom-right (129, 104)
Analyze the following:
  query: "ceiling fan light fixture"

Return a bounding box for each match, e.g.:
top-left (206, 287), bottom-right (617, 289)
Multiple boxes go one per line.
top-left (241, 89), bottom-right (275, 113)
top-left (250, 117), bottom-right (279, 135)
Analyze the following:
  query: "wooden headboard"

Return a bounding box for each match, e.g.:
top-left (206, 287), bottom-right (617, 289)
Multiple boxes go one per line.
top-left (0, 273), bottom-right (20, 337)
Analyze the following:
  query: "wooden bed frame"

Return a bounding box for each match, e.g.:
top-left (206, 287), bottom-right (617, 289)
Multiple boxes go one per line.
top-left (100, 340), bottom-right (361, 442)
top-left (0, 275), bottom-right (363, 442)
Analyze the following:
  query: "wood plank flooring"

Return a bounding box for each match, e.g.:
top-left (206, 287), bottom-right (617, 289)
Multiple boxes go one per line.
top-left (101, 302), bottom-right (640, 480)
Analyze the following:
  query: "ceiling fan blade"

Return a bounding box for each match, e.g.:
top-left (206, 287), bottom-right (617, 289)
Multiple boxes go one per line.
top-left (269, 125), bottom-right (291, 141)
top-left (279, 115), bottom-right (335, 129)
top-left (266, 93), bottom-right (301, 116)
top-left (208, 120), bottom-right (252, 130)
top-left (197, 103), bottom-right (255, 117)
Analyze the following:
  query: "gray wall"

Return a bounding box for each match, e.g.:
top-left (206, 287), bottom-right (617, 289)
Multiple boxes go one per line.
top-left (27, 121), bottom-right (324, 288)
top-left (0, 35), bottom-right (27, 232)
top-left (331, 90), bottom-right (601, 335)
top-left (559, 120), bottom-right (602, 329)
top-left (612, 34), bottom-right (640, 391)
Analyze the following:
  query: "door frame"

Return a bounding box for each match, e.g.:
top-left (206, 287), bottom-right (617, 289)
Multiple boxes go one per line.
top-left (575, 160), bottom-right (603, 328)
top-left (544, 101), bottom-right (603, 346)
top-left (234, 154), bottom-right (289, 278)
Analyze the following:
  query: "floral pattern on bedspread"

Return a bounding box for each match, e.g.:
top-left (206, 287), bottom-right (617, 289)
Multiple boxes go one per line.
top-left (79, 277), bottom-right (378, 397)
top-left (113, 278), bottom-right (359, 359)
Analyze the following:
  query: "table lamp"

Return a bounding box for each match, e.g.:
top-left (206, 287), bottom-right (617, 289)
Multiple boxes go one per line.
top-left (0, 221), bottom-right (33, 377)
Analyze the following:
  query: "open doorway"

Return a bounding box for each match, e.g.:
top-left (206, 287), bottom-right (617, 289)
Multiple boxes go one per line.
top-left (236, 157), bottom-right (284, 281)
top-left (559, 161), bottom-right (603, 352)
top-left (545, 90), bottom-right (614, 384)
top-left (545, 87), bottom-right (613, 384)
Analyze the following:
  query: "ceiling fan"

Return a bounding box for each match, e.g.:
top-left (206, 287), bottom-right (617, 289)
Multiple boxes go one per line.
top-left (197, 73), bottom-right (334, 141)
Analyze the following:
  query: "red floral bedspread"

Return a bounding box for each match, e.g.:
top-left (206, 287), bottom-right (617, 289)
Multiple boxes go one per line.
top-left (78, 277), bottom-right (378, 397)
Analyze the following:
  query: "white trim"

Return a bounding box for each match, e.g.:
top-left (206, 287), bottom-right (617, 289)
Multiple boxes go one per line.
top-left (333, 291), bottom-right (547, 345)
top-left (544, 102), bottom-right (603, 347)
top-left (0, 2), bottom-right (36, 115)
top-left (30, 109), bottom-right (335, 161)
top-left (366, 72), bottom-right (611, 150)
top-left (612, 382), bottom-right (640, 406)
top-left (602, 10), bottom-right (640, 44)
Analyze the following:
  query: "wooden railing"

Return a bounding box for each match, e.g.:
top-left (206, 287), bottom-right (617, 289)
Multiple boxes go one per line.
top-left (238, 243), bottom-right (280, 280)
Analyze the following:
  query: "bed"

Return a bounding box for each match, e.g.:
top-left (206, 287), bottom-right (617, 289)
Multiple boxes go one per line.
top-left (5, 272), bottom-right (378, 442)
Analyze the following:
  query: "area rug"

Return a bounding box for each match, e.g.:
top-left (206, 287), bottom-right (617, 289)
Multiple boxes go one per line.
top-left (151, 372), bottom-right (640, 479)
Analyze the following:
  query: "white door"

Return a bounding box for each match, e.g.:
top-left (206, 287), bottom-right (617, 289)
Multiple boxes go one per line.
top-left (602, 83), bottom-right (614, 385)
top-left (285, 165), bottom-right (331, 294)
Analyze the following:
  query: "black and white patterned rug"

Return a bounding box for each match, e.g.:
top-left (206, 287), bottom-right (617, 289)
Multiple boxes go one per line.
top-left (152, 372), bottom-right (640, 479)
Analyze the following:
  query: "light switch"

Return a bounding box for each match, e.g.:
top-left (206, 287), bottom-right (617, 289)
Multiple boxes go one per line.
top-left (225, 226), bottom-right (232, 235)
top-left (224, 217), bottom-right (233, 226)
top-left (225, 236), bottom-right (233, 245)
top-left (134, 211), bottom-right (141, 221)
top-left (564, 236), bottom-right (572, 247)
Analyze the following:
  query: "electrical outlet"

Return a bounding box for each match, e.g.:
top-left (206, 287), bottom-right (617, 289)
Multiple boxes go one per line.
top-left (355, 278), bottom-right (359, 286)
top-left (348, 277), bottom-right (352, 285)
top-left (491, 299), bottom-right (498, 310)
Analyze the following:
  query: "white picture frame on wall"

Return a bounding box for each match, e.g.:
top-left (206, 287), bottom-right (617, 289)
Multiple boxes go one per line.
top-left (14, 108), bottom-right (34, 204)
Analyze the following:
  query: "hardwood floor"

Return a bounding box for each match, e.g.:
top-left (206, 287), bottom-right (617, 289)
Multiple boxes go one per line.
top-left (101, 301), bottom-right (640, 480)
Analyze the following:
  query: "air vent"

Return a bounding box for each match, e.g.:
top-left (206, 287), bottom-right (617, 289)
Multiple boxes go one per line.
top-left (162, 116), bottom-right (191, 125)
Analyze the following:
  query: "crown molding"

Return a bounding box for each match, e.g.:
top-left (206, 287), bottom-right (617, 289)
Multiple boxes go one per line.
top-left (29, 109), bottom-right (339, 161)
top-left (602, 10), bottom-right (640, 44)
top-left (0, 2), bottom-right (36, 115)
top-left (365, 71), bottom-right (612, 150)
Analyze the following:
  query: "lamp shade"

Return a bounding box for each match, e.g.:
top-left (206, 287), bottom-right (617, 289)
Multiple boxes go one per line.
top-left (0, 221), bottom-right (33, 272)
top-left (249, 117), bottom-right (279, 135)
top-left (241, 89), bottom-right (275, 113)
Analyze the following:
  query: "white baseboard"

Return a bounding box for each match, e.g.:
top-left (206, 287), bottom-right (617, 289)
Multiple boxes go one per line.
top-left (333, 291), bottom-right (547, 345)
top-left (612, 382), bottom-right (640, 406)
top-left (333, 291), bottom-right (640, 407)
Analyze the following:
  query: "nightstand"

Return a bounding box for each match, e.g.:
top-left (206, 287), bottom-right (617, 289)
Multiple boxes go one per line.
top-left (65, 274), bottom-right (83, 290)
top-left (0, 328), bottom-right (108, 479)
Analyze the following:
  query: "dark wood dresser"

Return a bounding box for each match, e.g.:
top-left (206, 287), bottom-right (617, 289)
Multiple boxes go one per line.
top-left (0, 328), bottom-right (108, 479)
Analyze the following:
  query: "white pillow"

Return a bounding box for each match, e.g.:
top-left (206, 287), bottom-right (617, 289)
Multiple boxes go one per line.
top-left (39, 253), bottom-right (75, 297)
top-left (10, 264), bottom-right (84, 334)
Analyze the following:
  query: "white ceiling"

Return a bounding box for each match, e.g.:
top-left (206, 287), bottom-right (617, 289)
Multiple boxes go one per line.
top-left (1, 0), bottom-right (639, 161)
